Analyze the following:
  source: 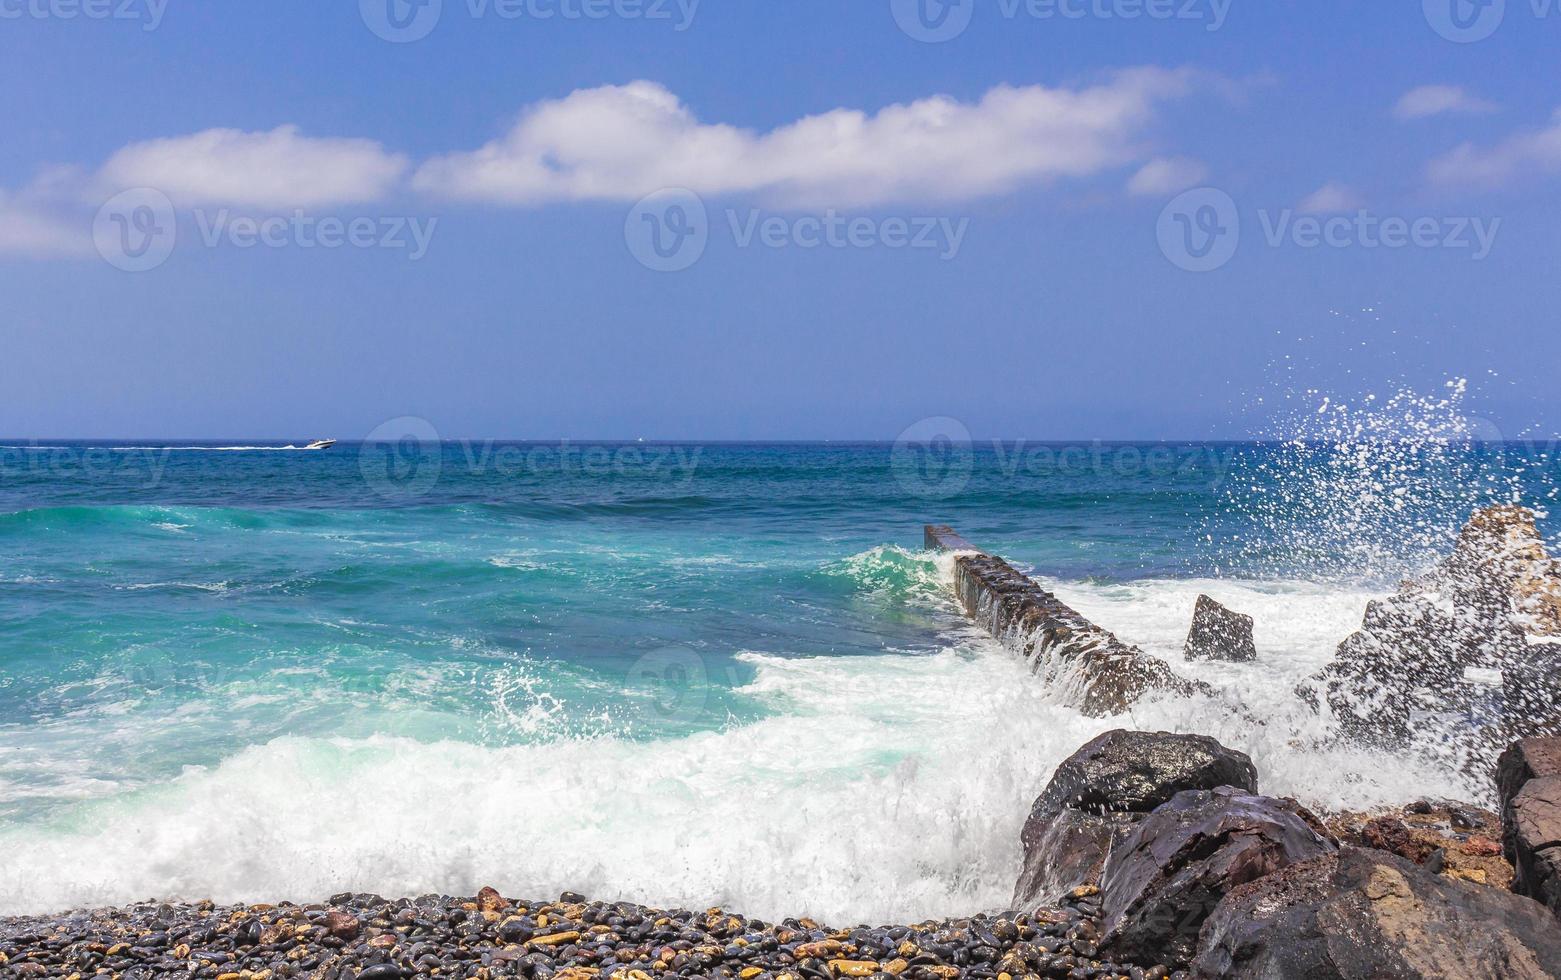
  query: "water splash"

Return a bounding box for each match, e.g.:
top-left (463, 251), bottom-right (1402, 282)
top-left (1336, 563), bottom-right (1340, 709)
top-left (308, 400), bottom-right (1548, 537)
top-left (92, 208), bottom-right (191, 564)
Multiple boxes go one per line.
top-left (1211, 379), bottom-right (1554, 586)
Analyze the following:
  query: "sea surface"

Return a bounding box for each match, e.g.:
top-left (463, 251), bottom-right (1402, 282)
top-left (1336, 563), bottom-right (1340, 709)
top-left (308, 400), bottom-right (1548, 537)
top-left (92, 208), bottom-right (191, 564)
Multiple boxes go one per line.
top-left (0, 437), bottom-right (1556, 921)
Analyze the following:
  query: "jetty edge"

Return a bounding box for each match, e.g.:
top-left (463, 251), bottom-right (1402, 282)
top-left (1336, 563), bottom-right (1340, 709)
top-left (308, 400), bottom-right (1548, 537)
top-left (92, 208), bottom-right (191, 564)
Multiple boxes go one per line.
top-left (923, 524), bottom-right (1206, 716)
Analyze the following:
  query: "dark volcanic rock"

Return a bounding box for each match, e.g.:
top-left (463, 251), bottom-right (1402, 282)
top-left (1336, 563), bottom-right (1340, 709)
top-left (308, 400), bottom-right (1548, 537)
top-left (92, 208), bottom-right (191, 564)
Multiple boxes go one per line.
top-left (1501, 738), bottom-right (1561, 916)
top-left (1098, 788), bottom-right (1337, 968)
top-left (1014, 807), bottom-right (1141, 910)
top-left (1184, 595), bottom-right (1258, 663)
top-left (1030, 730), bottom-right (1259, 817)
top-left (1013, 731), bottom-right (1260, 908)
top-left (1500, 737), bottom-right (1561, 810)
top-left (950, 551), bottom-right (1210, 716)
top-left (1192, 846), bottom-right (1561, 979)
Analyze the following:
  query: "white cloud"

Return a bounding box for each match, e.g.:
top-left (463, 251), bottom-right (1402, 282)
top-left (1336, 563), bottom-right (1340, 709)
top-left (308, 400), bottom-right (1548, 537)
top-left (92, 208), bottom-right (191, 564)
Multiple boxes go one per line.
top-left (95, 126), bottom-right (409, 209)
top-left (1296, 182), bottom-right (1364, 213)
top-left (1393, 85), bottom-right (1498, 121)
top-left (1125, 156), bottom-right (1208, 196)
top-left (0, 190), bottom-right (89, 257)
top-left (1427, 108), bottom-right (1561, 189)
top-left (414, 71), bottom-right (1208, 208)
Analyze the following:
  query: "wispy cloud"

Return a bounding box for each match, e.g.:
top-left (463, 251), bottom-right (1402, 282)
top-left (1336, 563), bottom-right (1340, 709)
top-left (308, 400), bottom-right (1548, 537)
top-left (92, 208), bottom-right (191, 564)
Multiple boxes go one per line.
top-left (1296, 182), bottom-right (1363, 213)
top-left (414, 71), bottom-right (1216, 208)
top-left (1427, 108), bottom-right (1561, 189)
top-left (1393, 85), bottom-right (1498, 121)
top-left (95, 126), bottom-right (409, 209)
top-left (0, 191), bottom-right (89, 257)
top-left (1125, 156), bottom-right (1208, 196)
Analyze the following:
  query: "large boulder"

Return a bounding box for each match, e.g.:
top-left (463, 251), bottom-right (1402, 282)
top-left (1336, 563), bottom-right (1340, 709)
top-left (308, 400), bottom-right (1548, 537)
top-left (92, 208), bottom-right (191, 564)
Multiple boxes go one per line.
top-left (1184, 595), bottom-right (1258, 663)
top-left (1098, 788), bottom-right (1337, 968)
top-left (1029, 730), bottom-right (1259, 817)
top-left (1299, 506), bottom-right (1561, 758)
top-left (1500, 738), bottom-right (1561, 916)
top-left (1433, 504), bottom-right (1561, 637)
top-left (1013, 731), bottom-right (1259, 907)
top-left (1192, 846), bottom-right (1561, 979)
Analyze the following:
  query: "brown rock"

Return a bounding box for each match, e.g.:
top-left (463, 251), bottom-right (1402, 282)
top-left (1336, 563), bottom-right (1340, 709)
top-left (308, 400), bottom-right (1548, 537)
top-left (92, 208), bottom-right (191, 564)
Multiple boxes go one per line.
top-left (477, 885), bottom-right (511, 913)
top-left (1099, 788), bottom-right (1337, 968)
top-left (323, 910), bottom-right (359, 941)
top-left (1193, 846), bottom-right (1561, 978)
top-left (1360, 816), bottom-right (1434, 864)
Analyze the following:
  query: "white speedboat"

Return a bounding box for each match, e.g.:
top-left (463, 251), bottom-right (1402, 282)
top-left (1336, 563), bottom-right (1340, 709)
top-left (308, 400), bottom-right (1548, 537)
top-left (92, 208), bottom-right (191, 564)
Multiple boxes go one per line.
top-left (303, 439), bottom-right (338, 450)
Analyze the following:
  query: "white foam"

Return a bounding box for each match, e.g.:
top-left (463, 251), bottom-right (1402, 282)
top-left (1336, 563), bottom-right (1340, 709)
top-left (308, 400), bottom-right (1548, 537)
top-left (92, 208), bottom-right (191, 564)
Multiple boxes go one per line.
top-left (0, 640), bottom-right (1104, 921)
top-left (0, 576), bottom-right (1479, 921)
top-left (1039, 576), bottom-right (1485, 807)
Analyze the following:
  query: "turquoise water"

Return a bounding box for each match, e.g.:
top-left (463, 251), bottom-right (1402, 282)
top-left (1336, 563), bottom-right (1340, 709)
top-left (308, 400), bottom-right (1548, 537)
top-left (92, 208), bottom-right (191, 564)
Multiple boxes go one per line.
top-left (0, 440), bottom-right (1554, 920)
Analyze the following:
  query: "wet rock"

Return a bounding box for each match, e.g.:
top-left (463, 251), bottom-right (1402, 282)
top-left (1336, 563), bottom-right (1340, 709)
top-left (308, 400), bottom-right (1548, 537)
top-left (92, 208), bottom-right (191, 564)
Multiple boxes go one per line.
top-left (1500, 737), bottom-right (1561, 916)
top-left (1098, 787), bottom-right (1337, 968)
top-left (476, 885), bottom-right (510, 914)
top-left (324, 909), bottom-right (360, 941)
top-left (1300, 507), bottom-right (1561, 760)
top-left (1028, 730), bottom-right (1259, 818)
top-left (1014, 807), bottom-right (1141, 911)
top-left (1013, 731), bottom-right (1259, 908)
top-left (1434, 504), bottom-right (1561, 637)
top-left (1183, 595), bottom-right (1257, 663)
top-left (948, 548), bottom-right (1211, 717)
top-left (1192, 846), bottom-right (1561, 978)
top-left (1359, 816), bottom-right (1434, 864)
top-left (1499, 737), bottom-right (1561, 808)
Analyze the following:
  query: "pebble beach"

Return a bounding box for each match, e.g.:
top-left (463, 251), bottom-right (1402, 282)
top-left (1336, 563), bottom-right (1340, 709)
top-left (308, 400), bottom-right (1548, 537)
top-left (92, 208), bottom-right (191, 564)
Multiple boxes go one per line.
top-left (0, 886), bottom-right (1178, 980)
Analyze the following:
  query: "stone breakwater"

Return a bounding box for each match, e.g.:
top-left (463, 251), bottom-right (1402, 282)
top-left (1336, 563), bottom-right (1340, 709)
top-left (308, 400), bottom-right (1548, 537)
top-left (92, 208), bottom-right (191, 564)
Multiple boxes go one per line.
top-left (0, 887), bottom-right (1182, 980)
top-left (923, 526), bottom-right (1204, 716)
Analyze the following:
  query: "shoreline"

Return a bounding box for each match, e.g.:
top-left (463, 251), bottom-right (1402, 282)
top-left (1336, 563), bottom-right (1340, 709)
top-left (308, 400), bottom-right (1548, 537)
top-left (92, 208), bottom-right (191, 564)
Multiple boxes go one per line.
top-left (0, 885), bottom-right (1168, 980)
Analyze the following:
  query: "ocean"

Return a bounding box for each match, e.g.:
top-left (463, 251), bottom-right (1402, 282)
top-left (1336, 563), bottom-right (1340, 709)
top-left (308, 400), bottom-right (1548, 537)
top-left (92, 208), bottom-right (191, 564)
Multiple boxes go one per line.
top-left (0, 436), bottom-right (1555, 922)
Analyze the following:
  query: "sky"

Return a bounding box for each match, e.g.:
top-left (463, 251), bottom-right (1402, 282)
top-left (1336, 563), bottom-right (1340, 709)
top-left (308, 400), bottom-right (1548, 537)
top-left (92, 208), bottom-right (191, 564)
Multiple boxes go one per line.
top-left (1, 0), bottom-right (1559, 441)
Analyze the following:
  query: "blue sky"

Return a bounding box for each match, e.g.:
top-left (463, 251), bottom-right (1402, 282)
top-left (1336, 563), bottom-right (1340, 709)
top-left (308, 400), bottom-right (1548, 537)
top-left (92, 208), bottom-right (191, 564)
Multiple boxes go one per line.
top-left (1, 0), bottom-right (1558, 440)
